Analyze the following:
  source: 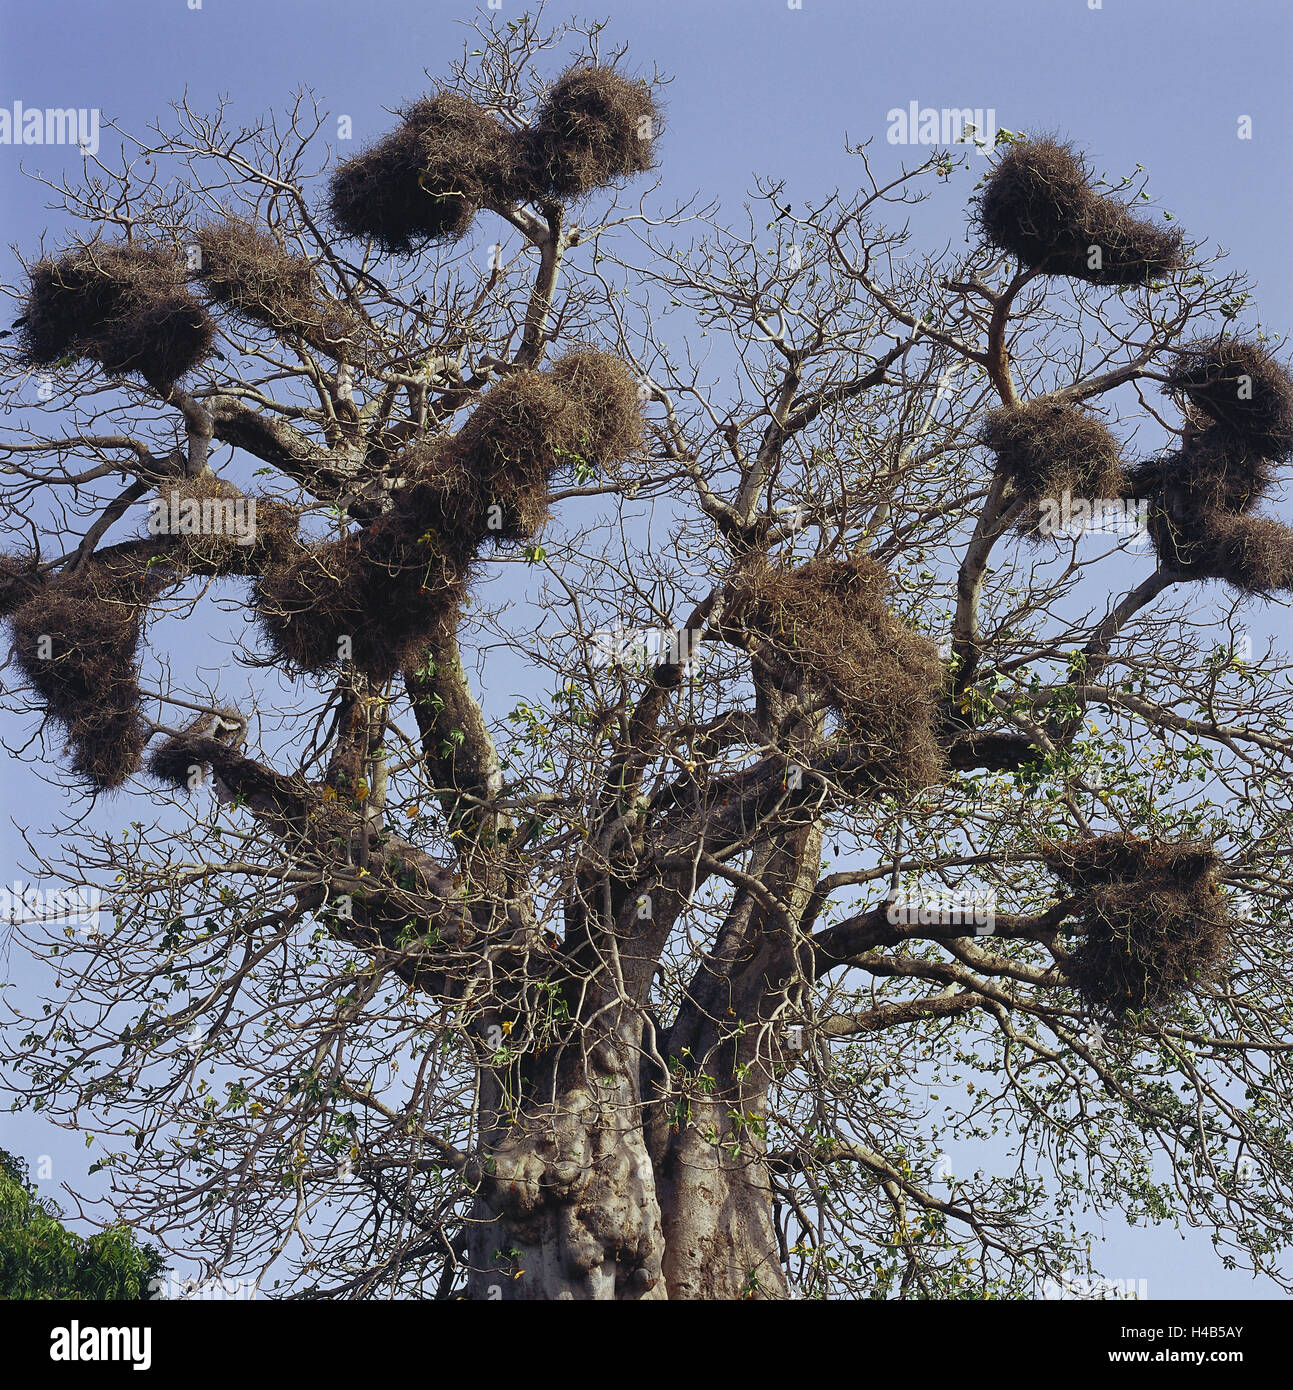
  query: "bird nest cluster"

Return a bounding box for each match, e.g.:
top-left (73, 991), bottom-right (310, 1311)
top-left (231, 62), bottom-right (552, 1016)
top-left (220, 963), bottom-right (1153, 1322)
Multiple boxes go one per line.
top-left (18, 241), bottom-right (214, 387)
top-left (0, 470), bottom-right (296, 790)
top-left (7, 557), bottom-right (164, 790)
top-left (1128, 338), bottom-right (1293, 593)
top-left (191, 215), bottom-right (366, 357)
top-left (981, 399), bottom-right (1127, 541)
top-left (326, 68), bottom-right (662, 254)
top-left (255, 348), bottom-right (644, 680)
top-left (1044, 832), bottom-right (1233, 1015)
top-left (721, 554), bottom-right (946, 793)
top-left (978, 138), bottom-right (1183, 286)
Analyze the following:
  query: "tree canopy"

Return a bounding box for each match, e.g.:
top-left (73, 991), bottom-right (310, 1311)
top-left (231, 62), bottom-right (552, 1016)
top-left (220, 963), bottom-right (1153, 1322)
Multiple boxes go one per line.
top-left (1, 11), bottom-right (1291, 1300)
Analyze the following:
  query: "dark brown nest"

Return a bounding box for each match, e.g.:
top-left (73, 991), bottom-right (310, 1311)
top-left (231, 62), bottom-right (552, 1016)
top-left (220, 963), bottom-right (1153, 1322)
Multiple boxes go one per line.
top-left (326, 115), bottom-right (476, 255)
top-left (1135, 458), bottom-right (1293, 592)
top-left (255, 523), bottom-right (468, 681)
top-left (7, 563), bottom-right (162, 789)
top-left (449, 369), bottom-right (590, 543)
top-left (150, 474), bottom-right (299, 577)
top-left (19, 242), bottom-right (214, 386)
top-left (723, 555), bottom-right (945, 793)
top-left (254, 535), bottom-right (372, 673)
top-left (1165, 339), bottom-right (1293, 462)
top-left (254, 352), bottom-right (643, 676)
top-left (978, 138), bottom-right (1184, 287)
top-left (1127, 425), bottom-right (1273, 520)
top-left (1065, 883), bottom-right (1231, 1015)
top-left (981, 399), bottom-right (1126, 540)
top-left (192, 215), bottom-right (365, 356)
top-left (1046, 833), bottom-right (1231, 1014)
top-left (0, 554), bottom-right (48, 618)
top-left (350, 512), bottom-right (471, 676)
top-left (407, 93), bottom-right (529, 207)
top-left (1199, 512), bottom-right (1293, 593)
top-left (525, 66), bottom-right (661, 200)
top-left (1043, 832), bottom-right (1219, 892)
top-left (547, 347), bottom-right (646, 466)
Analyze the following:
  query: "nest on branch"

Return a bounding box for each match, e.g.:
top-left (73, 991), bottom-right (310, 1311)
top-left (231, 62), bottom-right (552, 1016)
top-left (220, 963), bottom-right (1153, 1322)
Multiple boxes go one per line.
top-left (981, 399), bottom-right (1126, 540)
top-left (149, 473), bottom-right (299, 577)
top-left (192, 215), bottom-right (365, 356)
top-left (7, 560), bottom-right (163, 789)
top-left (1045, 833), bottom-right (1232, 1014)
top-left (1165, 338), bottom-right (1293, 462)
top-left (524, 66), bottom-right (661, 200)
top-left (978, 138), bottom-right (1183, 287)
top-left (409, 93), bottom-right (529, 207)
top-left (255, 350), bottom-right (644, 678)
top-left (327, 115), bottom-right (477, 254)
top-left (723, 555), bottom-right (946, 793)
top-left (19, 242), bottom-right (214, 386)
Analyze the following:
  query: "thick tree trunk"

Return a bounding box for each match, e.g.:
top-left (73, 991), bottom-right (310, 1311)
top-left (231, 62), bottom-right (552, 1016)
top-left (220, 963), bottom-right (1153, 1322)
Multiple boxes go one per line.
top-left (464, 1017), bottom-right (668, 1300)
top-left (462, 1025), bottom-right (787, 1299)
top-left (464, 1106), bottom-right (785, 1299)
top-left (653, 1105), bottom-right (787, 1300)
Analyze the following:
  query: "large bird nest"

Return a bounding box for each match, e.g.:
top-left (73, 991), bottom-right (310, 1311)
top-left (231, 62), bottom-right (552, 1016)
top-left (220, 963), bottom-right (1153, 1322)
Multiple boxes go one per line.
top-left (19, 242), bottom-right (214, 386)
top-left (192, 215), bottom-right (365, 356)
top-left (1148, 508), bottom-right (1293, 594)
top-left (981, 399), bottom-right (1126, 540)
top-left (1164, 338), bottom-right (1293, 463)
top-left (1126, 342), bottom-right (1293, 591)
top-left (408, 93), bottom-right (529, 207)
top-left (256, 350), bottom-right (644, 678)
top-left (1127, 425), bottom-right (1272, 519)
top-left (978, 138), bottom-right (1183, 287)
top-left (149, 473), bottom-right (298, 577)
top-left (326, 114), bottom-right (477, 254)
top-left (722, 555), bottom-right (946, 793)
top-left (1045, 833), bottom-right (1232, 1014)
top-left (525, 66), bottom-right (661, 200)
top-left (254, 525), bottom-right (468, 681)
top-left (7, 560), bottom-right (163, 789)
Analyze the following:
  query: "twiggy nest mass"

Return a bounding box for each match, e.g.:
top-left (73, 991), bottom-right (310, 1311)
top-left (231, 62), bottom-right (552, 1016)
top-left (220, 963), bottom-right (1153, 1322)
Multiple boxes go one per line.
top-left (1045, 833), bottom-right (1232, 1014)
top-left (723, 555), bottom-right (945, 793)
top-left (525, 67), bottom-right (661, 200)
top-left (19, 242), bottom-right (214, 386)
top-left (7, 561), bottom-right (162, 789)
top-left (978, 138), bottom-right (1183, 286)
top-left (193, 215), bottom-right (364, 356)
top-left (981, 399), bottom-right (1126, 540)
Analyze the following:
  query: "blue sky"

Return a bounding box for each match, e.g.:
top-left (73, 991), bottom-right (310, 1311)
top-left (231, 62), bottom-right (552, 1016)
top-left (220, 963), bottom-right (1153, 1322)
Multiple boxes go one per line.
top-left (1, 0), bottom-right (1290, 1299)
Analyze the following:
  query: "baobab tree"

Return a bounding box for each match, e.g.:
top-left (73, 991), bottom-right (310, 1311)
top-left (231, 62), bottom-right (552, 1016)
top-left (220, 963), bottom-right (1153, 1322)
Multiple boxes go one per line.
top-left (2, 12), bottom-right (1292, 1300)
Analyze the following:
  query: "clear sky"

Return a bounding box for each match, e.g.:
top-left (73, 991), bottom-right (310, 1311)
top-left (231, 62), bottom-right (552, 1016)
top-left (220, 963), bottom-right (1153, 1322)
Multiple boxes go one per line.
top-left (1, 0), bottom-right (1290, 1299)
